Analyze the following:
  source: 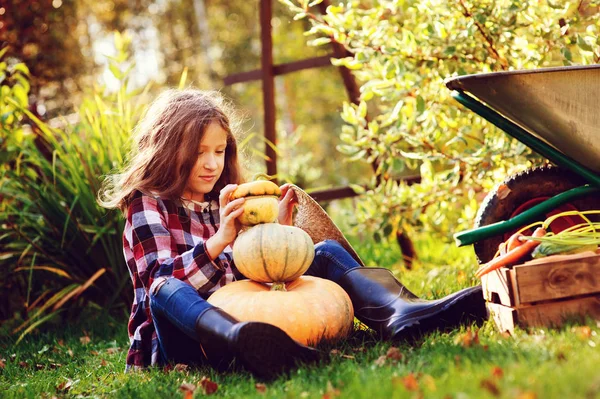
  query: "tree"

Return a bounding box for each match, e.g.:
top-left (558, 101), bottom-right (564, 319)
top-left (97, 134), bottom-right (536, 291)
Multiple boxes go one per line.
top-left (282, 0), bottom-right (600, 241)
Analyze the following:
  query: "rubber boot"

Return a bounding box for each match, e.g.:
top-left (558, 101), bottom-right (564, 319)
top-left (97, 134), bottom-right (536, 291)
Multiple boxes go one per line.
top-left (195, 307), bottom-right (321, 379)
top-left (337, 267), bottom-right (487, 340)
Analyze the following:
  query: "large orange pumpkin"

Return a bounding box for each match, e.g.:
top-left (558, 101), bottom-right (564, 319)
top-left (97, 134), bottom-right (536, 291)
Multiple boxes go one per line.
top-left (233, 223), bottom-right (315, 285)
top-left (207, 276), bottom-right (354, 346)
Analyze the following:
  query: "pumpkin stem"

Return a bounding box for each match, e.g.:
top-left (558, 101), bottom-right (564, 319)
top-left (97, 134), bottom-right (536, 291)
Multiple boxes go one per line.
top-left (271, 282), bottom-right (287, 291)
top-left (252, 173), bottom-right (276, 182)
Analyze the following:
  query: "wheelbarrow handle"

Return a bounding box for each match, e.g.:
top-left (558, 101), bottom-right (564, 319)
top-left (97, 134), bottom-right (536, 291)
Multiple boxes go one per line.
top-left (454, 185), bottom-right (600, 247)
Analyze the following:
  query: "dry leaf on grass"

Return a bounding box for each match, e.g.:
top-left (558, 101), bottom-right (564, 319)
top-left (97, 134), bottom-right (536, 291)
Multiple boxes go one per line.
top-left (322, 381), bottom-right (341, 398)
top-left (490, 365), bottom-right (504, 379)
top-left (516, 391), bottom-right (538, 399)
top-left (373, 355), bottom-right (387, 367)
top-left (179, 382), bottom-right (196, 399)
top-left (392, 373), bottom-right (419, 391)
top-left (573, 326), bottom-right (592, 339)
top-left (255, 383), bottom-right (267, 394)
top-left (454, 328), bottom-right (480, 347)
top-left (56, 379), bottom-right (73, 393)
top-left (200, 376), bottom-right (218, 395)
top-left (480, 378), bottom-right (500, 397)
top-left (80, 335), bottom-right (91, 345)
top-left (386, 347), bottom-right (403, 362)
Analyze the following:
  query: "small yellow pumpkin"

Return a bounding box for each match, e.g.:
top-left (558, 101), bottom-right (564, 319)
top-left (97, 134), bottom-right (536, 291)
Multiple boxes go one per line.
top-left (230, 181), bottom-right (281, 226)
top-left (208, 276), bottom-right (354, 345)
top-left (233, 223), bottom-right (315, 284)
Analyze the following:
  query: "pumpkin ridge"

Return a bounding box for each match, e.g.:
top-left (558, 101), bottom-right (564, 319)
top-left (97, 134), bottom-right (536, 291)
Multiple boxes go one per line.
top-left (290, 231), bottom-right (311, 279)
top-left (259, 225), bottom-right (276, 282)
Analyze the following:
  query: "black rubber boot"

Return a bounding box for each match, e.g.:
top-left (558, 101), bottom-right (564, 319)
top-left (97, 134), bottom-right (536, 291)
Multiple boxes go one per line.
top-left (195, 307), bottom-right (321, 379)
top-left (337, 267), bottom-right (487, 340)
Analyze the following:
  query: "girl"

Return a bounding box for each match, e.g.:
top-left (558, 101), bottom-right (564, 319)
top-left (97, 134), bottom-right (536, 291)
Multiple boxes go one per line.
top-left (99, 89), bottom-right (486, 380)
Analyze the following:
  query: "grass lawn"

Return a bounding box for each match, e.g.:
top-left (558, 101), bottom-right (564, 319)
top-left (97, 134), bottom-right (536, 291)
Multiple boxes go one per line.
top-left (2, 236), bottom-right (599, 398)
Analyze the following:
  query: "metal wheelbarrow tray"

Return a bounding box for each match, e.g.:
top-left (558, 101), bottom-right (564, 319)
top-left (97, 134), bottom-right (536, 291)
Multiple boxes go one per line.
top-left (445, 65), bottom-right (600, 248)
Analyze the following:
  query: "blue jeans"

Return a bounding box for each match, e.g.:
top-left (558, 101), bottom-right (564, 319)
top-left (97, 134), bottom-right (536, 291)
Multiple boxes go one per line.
top-left (149, 239), bottom-right (360, 365)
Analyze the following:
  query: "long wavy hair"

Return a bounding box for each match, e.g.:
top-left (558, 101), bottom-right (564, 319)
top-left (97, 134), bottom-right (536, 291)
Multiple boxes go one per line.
top-left (98, 89), bottom-right (243, 213)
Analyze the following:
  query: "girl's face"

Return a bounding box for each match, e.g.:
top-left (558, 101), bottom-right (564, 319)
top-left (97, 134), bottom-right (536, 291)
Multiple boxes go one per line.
top-left (183, 122), bottom-right (228, 202)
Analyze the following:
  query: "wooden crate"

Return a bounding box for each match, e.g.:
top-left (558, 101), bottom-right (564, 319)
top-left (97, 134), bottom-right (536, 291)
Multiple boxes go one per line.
top-left (481, 251), bottom-right (600, 334)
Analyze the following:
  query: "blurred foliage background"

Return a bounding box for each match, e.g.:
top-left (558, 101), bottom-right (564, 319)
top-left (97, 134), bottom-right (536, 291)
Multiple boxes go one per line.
top-left (1, 0), bottom-right (599, 338)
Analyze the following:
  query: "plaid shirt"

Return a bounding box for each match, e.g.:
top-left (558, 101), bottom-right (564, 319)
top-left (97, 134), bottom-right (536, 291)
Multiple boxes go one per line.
top-left (123, 190), bottom-right (242, 371)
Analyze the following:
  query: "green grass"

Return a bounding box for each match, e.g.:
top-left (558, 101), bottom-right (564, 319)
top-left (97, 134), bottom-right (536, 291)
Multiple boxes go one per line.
top-left (2, 236), bottom-right (600, 398)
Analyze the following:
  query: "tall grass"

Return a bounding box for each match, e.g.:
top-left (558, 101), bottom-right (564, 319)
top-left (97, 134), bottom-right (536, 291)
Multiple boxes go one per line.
top-left (0, 33), bottom-right (150, 340)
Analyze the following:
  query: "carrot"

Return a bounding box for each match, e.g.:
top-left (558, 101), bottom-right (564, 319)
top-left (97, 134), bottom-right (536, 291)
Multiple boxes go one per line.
top-left (505, 231), bottom-right (525, 252)
top-left (475, 227), bottom-right (546, 278)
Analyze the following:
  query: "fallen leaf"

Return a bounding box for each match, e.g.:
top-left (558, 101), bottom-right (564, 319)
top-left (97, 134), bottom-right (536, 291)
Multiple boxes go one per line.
top-left (10, 354), bottom-right (16, 361)
top-left (106, 347), bottom-right (120, 354)
top-left (90, 350), bottom-right (100, 356)
top-left (491, 366), bottom-right (504, 379)
top-left (454, 328), bottom-right (480, 348)
top-left (57, 339), bottom-right (64, 346)
top-left (67, 349), bottom-right (74, 357)
top-left (386, 347), bottom-right (403, 362)
top-left (100, 359), bottom-right (107, 367)
top-left (556, 352), bottom-right (567, 362)
top-left (516, 391), bottom-right (537, 399)
top-left (0, 359), bottom-right (5, 369)
top-left (19, 361), bottom-right (28, 368)
top-left (200, 376), bottom-right (218, 395)
top-left (49, 363), bottom-right (62, 369)
top-left (401, 373), bottom-right (419, 391)
top-left (174, 363), bottom-right (189, 372)
top-left (56, 379), bottom-right (73, 393)
top-left (179, 382), bottom-right (196, 399)
top-left (421, 374), bottom-right (436, 391)
top-left (255, 383), bottom-right (267, 394)
top-left (480, 378), bottom-right (500, 396)
top-left (325, 381), bottom-right (341, 397)
top-left (373, 355), bottom-right (387, 367)
top-left (80, 335), bottom-right (91, 345)
top-left (36, 364), bottom-right (44, 370)
top-left (573, 326), bottom-right (592, 339)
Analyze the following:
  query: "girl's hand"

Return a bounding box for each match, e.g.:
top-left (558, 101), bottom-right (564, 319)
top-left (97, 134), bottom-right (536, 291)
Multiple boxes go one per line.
top-left (206, 184), bottom-right (244, 259)
top-left (278, 183), bottom-right (298, 226)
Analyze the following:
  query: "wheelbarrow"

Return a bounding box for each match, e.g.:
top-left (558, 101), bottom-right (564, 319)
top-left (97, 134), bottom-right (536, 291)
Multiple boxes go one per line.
top-left (445, 65), bottom-right (600, 263)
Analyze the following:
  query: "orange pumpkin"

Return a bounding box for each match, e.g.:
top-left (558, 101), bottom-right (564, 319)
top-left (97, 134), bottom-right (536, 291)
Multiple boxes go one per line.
top-left (207, 276), bottom-right (354, 346)
top-left (233, 223), bottom-right (315, 284)
top-left (230, 180), bottom-right (281, 226)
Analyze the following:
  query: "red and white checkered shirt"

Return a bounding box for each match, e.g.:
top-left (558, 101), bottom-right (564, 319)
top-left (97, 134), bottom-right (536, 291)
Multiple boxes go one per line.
top-left (122, 190), bottom-right (242, 371)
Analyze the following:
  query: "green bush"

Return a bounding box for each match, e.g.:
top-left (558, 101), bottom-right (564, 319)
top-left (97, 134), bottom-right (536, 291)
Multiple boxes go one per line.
top-left (0, 33), bottom-right (149, 340)
top-left (282, 0), bottom-right (600, 241)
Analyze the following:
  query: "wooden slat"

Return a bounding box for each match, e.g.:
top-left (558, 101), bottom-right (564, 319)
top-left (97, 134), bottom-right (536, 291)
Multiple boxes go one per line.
top-left (488, 294), bottom-right (600, 334)
top-left (481, 267), bottom-right (517, 307)
top-left (260, 0), bottom-right (277, 180)
top-left (222, 55), bottom-right (334, 86)
top-left (274, 55), bottom-right (332, 75)
top-left (513, 252), bottom-right (600, 304)
top-left (486, 302), bottom-right (517, 334)
top-left (308, 176), bottom-right (422, 203)
top-left (516, 294), bottom-right (600, 328)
